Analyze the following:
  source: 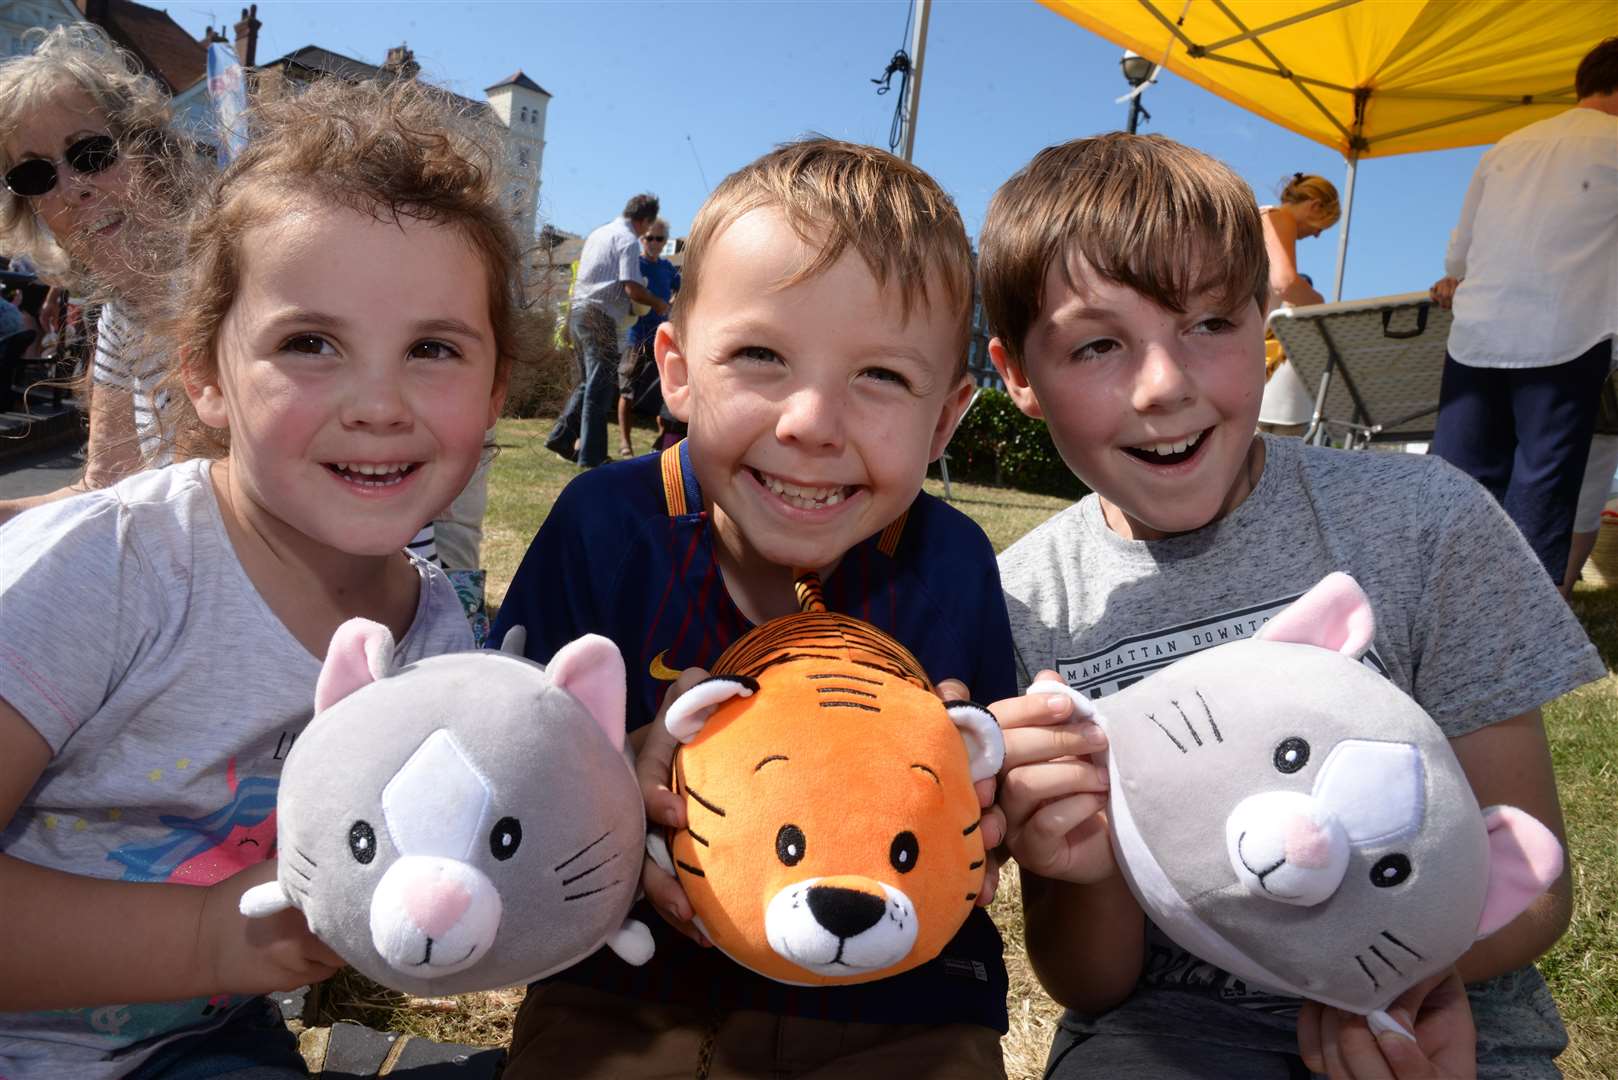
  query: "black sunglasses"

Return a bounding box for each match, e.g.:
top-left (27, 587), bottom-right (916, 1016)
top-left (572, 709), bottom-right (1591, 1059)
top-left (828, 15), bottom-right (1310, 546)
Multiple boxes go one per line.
top-left (4, 135), bottom-right (119, 199)
top-left (645, 234), bottom-right (668, 242)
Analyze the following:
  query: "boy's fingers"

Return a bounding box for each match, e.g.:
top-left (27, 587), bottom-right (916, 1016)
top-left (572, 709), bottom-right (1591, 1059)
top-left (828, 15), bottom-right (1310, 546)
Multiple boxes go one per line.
top-left (641, 860), bottom-right (709, 947)
top-left (635, 668), bottom-right (712, 828)
top-left (936, 678), bottom-right (970, 703)
top-left (977, 802), bottom-right (1006, 853)
top-left (1319, 1007), bottom-right (1353, 1080)
top-left (1000, 759), bottom-right (1109, 823)
top-left (975, 854), bottom-right (1001, 908)
top-left (1297, 1001), bottom-right (1327, 1074)
top-left (991, 691), bottom-right (1075, 730)
top-left (643, 786), bottom-right (686, 830)
top-left (1000, 723), bottom-right (1108, 770)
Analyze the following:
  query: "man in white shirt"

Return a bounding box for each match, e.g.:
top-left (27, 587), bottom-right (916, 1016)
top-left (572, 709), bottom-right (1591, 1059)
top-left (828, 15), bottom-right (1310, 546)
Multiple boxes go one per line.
top-left (1429, 37), bottom-right (1618, 582)
top-left (546, 194), bottom-right (671, 468)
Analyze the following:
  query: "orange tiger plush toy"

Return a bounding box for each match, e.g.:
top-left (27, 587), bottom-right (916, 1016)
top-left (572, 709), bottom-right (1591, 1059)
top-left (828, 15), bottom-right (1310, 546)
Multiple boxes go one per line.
top-left (649, 574), bottom-right (1004, 986)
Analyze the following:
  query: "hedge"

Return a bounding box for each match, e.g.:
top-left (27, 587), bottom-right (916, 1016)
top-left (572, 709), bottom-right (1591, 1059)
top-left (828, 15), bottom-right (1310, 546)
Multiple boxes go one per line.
top-left (932, 387), bottom-right (1089, 499)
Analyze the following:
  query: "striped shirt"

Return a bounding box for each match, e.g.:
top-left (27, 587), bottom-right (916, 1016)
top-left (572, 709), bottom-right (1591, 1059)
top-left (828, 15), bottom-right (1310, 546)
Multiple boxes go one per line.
top-left (89, 305), bottom-right (172, 468)
top-left (569, 217), bottom-right (647, 324)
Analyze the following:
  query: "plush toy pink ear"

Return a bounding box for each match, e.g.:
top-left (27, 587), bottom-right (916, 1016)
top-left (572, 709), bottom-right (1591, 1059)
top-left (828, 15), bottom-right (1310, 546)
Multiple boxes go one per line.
top-left (1475, 806), bottom-right (1564, 938)
top-left (548, 634), bottom-right (627, 752)
top-left (314, 618), bottom-right (396, 713)
top-left (1255, 572), bottom-right (1375, 658)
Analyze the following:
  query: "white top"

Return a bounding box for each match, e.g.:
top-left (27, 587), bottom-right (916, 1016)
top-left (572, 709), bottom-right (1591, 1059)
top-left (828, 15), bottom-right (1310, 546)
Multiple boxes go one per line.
top-left (89, 304), bottom-right (173, 468)
top-left (570, 216), bottom-right (648, 324)
top-left (1444, 107), bottom-right (1618, 369)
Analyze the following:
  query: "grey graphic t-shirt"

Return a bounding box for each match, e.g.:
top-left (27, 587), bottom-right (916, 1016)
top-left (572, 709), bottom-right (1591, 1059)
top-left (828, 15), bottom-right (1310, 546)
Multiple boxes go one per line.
top-left (998, 435), bottom-right (1603, 1074)
top-left (0, 459), bottom-right (473, 1079)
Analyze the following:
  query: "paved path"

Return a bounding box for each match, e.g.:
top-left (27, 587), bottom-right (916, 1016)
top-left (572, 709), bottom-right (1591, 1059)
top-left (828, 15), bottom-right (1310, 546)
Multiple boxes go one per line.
top-left (0, 441), bottom-right (82, 500)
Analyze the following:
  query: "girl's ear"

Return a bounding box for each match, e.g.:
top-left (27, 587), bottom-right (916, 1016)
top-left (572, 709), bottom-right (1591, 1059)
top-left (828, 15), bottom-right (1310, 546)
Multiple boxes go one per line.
top-left (989, 338), bottom-right (1043, 419)
top-left (654, 321), bottom-right (690, 422)
top-left (181, 346), bottom-right (229, 430)
top-left (486, 366), bottom-right (509, 428)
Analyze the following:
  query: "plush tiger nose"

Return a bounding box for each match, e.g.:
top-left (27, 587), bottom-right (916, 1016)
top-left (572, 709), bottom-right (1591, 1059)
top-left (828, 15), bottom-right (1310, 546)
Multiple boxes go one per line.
top-left (807, 884), bottom-right (886, 938)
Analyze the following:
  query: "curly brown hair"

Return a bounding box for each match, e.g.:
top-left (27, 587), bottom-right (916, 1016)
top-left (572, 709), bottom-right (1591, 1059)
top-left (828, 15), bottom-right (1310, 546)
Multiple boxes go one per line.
top-left (163, 76), bottom-right (529, 457)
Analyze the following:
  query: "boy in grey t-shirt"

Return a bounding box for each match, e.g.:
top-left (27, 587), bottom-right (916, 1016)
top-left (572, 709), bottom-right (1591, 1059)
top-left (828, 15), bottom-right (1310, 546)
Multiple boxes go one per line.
top-left (976, 134), bottom-right (1604, 1079)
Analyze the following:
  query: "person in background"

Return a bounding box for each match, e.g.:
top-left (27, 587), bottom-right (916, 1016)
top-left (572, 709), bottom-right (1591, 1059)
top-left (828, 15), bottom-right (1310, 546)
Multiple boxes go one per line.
top-left (1428, 37), bottom-right (1618, 582)
top-left (1257, 173), bottom-right (1340, 435)
top-left (616, 217), bottom-right (679, 458)
top-left (0, 285), bottom-right (24, 341)
top-left (1563, 370), bottom-right (1618, 596)
top-left (0, 25), bottom-right (201, 524)
top-left (545, 193), bottom-right (668, 468)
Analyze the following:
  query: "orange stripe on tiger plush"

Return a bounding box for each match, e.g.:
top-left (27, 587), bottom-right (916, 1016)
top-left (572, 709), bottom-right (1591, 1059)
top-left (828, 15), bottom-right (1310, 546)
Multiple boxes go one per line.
top-left (648, 573), bottom-right (1003, 986)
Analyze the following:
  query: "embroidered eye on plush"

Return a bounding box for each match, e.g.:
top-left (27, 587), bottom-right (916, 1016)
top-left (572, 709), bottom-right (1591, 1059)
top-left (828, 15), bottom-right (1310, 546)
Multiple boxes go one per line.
top-left (889, 831), bottom-right (919, 873)
top-left (1273, 736), bottom-right (1310, 774)
top-left (349, 820), bottom-right (377, 864)
top-left (490, 816), bottom-right (522, 860)
top-left (1370, 854), bottom-right (1412, 888)
top-left (776, 824), bottom-right (806, 866)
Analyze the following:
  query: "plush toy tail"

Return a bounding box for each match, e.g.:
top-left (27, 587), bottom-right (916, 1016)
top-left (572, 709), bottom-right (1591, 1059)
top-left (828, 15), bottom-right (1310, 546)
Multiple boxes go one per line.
top-left (607, 919), bottom-right (655, 966)
top-left (239, 881), bottom-right (293, 918)
top-left (792, 570), bottom-right (827, 613)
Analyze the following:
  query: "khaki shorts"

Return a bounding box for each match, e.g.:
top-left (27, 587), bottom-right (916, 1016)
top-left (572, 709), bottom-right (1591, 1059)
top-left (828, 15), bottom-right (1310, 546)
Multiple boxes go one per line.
top-left (504, 982), bottom-right (1006, 1080)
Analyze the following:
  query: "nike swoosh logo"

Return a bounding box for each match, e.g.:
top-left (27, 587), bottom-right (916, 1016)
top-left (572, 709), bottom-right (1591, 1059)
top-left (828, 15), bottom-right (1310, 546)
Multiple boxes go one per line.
top-left (649, 650), bottom-right (681, 681)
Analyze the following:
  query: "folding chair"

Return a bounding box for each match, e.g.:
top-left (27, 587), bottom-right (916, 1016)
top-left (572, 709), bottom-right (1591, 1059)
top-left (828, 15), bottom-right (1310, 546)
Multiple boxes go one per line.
top-left (1268, 292), bottom-right (1452, 449)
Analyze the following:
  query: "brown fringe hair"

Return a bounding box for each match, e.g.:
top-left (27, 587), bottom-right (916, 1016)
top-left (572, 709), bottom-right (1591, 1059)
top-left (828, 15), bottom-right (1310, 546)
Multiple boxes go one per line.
top-left (979, 133), bottom-right (1269, 366)
top-left (673, 137), bottom-right (975, 378)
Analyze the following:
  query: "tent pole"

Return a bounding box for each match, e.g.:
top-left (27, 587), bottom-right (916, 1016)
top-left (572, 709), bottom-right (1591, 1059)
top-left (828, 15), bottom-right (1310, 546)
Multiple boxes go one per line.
top-left (1330, 152), bottom-right (1358, 301)
top-left (900, 0), bottom-right (932, 162)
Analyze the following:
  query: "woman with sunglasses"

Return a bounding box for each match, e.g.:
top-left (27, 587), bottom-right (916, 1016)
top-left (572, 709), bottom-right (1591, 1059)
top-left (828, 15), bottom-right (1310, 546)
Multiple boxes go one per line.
top-left (0, 24), bottom-right (199, 524)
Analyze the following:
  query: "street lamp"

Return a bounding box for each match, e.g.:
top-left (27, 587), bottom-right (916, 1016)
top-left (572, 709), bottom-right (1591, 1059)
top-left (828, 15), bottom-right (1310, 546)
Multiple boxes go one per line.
top-left (1120, 49), bottom-right (1154, 134)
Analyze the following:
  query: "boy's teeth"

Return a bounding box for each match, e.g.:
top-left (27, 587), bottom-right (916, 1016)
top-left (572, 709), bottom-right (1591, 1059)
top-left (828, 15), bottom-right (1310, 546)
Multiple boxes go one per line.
top-left (761, 473), bottom-right (846, 508)
top-left (1138, 430), bottom-right (1203, 456)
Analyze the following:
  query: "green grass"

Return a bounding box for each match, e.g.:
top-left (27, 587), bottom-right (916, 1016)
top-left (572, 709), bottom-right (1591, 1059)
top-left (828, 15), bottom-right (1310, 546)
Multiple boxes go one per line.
top-left (350, 418), bottom-right (1618, 1078)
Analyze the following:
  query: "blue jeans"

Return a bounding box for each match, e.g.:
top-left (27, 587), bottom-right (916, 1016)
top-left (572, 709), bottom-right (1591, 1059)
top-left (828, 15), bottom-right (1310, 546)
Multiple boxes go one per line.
top-left (1430, 338), bottom-right (1613, 580)
top-left (549, 305), bottom-right (623, 467)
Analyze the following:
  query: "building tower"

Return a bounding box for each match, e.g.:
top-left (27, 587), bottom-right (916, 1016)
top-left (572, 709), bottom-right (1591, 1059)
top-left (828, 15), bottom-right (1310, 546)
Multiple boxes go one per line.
top-left (483, 72), bottom-right (551, 246)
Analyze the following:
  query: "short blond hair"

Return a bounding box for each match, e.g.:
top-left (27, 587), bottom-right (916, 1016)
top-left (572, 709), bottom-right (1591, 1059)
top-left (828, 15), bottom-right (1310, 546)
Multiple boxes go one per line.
top-left (0, 24), bottom-right (188, 285)
top-left (674, 137), bottom-right (974, 377)
top-left (980, 134), bottom-right (1269, 365)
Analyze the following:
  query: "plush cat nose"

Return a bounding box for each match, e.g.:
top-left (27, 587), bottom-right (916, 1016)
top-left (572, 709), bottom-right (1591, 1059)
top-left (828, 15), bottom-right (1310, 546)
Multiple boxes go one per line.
top-left (807, 884), bottom-right (886, 938)
top-left (1283, 814), bottom-right (1335, 869)
top-left (1225, 791), bottom-right (1350, 906)
top-left (404, 872), bottom-right (473, 939)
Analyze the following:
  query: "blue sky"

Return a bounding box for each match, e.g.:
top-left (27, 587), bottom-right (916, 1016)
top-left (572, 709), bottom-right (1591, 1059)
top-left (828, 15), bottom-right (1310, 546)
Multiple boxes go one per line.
top-left (169, 0), bottom-right (1490, 301)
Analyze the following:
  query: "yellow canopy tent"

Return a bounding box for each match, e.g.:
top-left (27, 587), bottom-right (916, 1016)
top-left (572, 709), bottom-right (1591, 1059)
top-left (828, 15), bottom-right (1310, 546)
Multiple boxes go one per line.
top-left (1038, 0), bottom-right (1615, 297)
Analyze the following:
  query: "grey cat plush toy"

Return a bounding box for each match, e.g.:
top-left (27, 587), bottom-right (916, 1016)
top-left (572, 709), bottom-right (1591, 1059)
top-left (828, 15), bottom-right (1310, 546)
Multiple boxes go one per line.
top-left (1027, 573), bottom-right (1562, 1034)
top-left (240, 620), bottom-right (653, 996)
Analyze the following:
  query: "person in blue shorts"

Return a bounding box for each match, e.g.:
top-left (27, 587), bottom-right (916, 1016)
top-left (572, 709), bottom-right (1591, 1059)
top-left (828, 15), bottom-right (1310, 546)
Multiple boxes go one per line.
top-left (494, 137), bottom-right (1015, 1079)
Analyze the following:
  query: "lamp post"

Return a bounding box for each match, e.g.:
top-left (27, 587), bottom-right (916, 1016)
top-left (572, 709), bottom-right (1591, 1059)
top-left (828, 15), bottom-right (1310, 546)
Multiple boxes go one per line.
top-left (1120, 50), bottom-right (1154, 134)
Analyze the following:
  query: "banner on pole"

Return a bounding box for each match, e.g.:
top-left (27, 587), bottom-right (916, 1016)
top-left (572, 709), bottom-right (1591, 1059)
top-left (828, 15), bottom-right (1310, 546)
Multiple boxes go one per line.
top-left (207, 42), bottom-right (248, 163)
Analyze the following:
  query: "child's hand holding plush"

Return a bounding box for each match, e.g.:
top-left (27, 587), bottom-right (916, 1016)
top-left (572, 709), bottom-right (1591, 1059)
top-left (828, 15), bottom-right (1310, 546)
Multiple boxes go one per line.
top-left (992, 674), bottom-right (1113, 885)
top-left (203, 860), bottom-right (344, 995)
